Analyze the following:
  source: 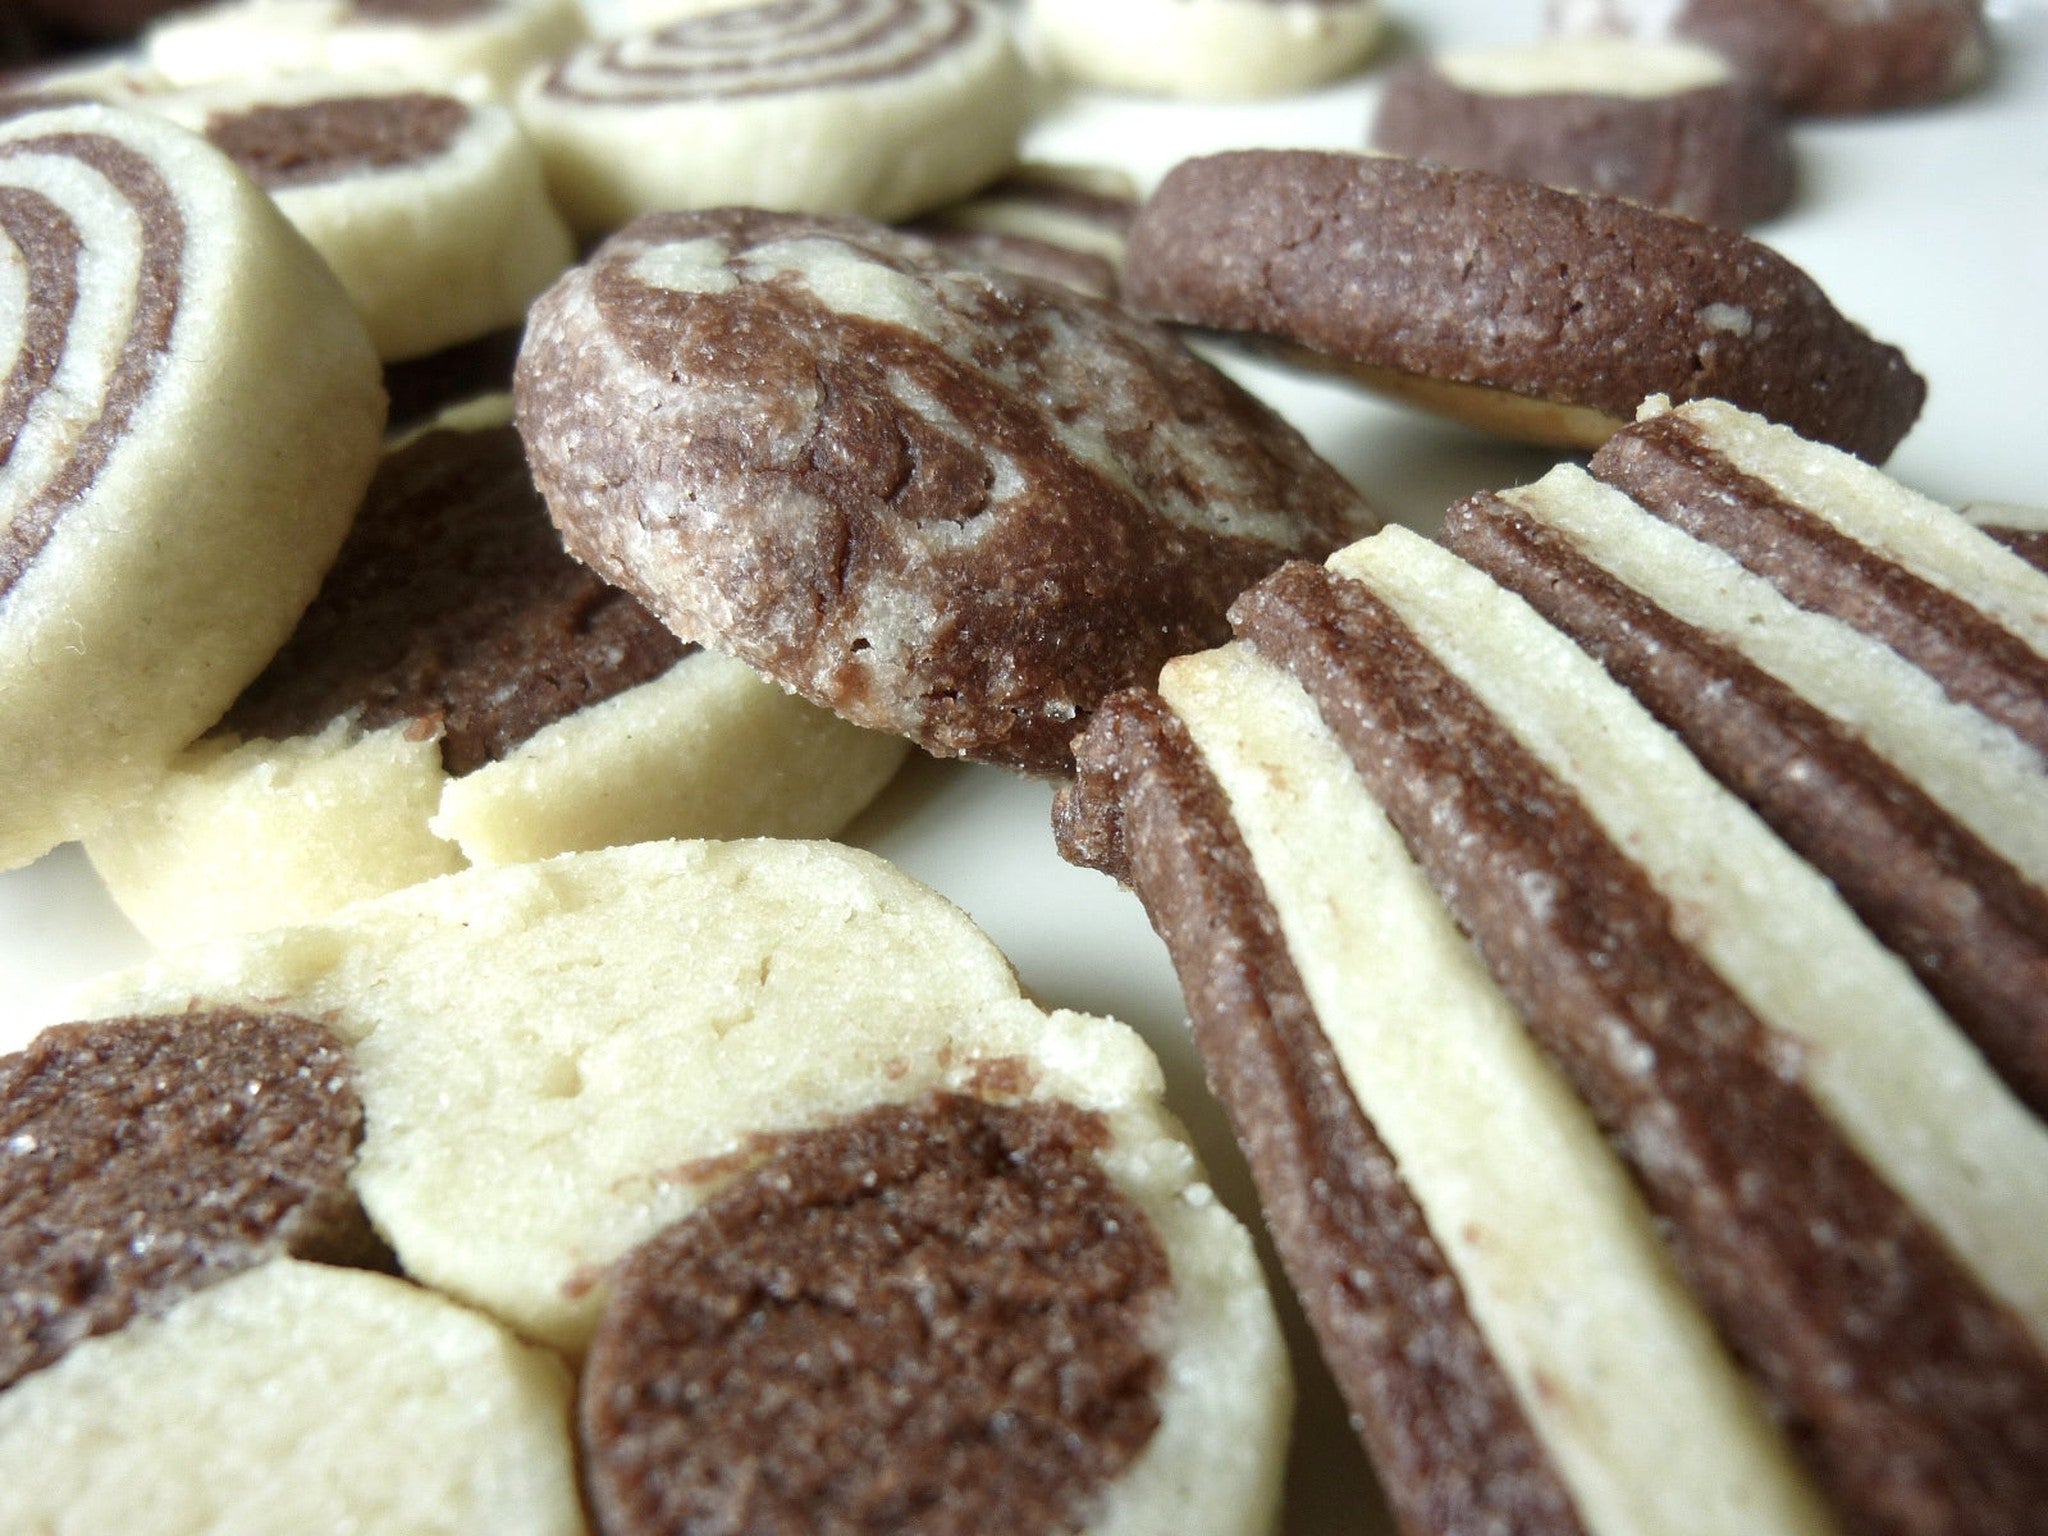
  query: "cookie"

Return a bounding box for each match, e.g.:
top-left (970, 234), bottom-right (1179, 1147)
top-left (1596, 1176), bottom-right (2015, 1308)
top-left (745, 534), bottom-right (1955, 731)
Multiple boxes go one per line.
top-left (13, 0), bottom-right (202, 44)
top-left (906, 161), bottom-right (1137, 299)
top-left (0, 103), bottom-right (385, 872)
top-left (1122, 149), bottom-right (1924, 459)
top-left (518, 0), bottom-right (1029, 236)
top-left (0, 1259), bottom-right (585, 1536)
top-left (383, 323), bottom-right (523, 430)
top-left (144, 0), bottom-right (587, 99)
top-left (1028, 0), bottom-right (1384, 99)
top-left (70, 838), bottom-right (1293, 1534)
top-left (83, 400), bottom-right (907, 945)
top-left (516, 209), bottom-right (1375, 774)
top-left (1964, 501), bottom-right (2048, 573)
top-left (1549, 0), bottom-right (1991, 116)
top-left (1370, 37), bottom-right (1793, 228)
top-left (1059, 525), bottom-right (2048, 1535)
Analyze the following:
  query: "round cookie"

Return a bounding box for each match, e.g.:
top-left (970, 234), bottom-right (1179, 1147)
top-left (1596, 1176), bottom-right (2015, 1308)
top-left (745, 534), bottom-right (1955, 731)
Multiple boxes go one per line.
top-left (83, 399), bottom-right (908, 945)
top-left (1548, 0), bottom-right (1990, 116)
top-left (516, 209), bottom-right (1376, 774)
top-left (144, 0), bottom-right (587, 100)
top-left (905, 161), bottom-right (1137, 300)
top-left (1370, 37), bottom-right (1793, 228)
top-left (0, 103), bottom-right (385, 871)
top-left (0, 1260), bottom-right (585, 1536)
top-left (1028, 0), bottom-right (1384, 99)
top-left (1122, 149), bottom-right (1923, 460)
top-left (517, 0), bottom-right (1030, 235)
top-left (73, 838), bottom-right (1294, 1535)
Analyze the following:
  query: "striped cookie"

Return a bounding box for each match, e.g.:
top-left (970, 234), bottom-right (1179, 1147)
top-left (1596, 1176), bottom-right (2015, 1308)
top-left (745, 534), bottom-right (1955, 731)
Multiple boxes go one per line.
top-left (905, 161), bottom-right (1137, 300)
top-left (0, 103), bottom-right (384, 871)
top-left (1964, 501), bottom-right (2048, 573)
top-left (519, 0), bottom-right (1029, 236)
top-left (1028, 0), bottom-right (1384, 99)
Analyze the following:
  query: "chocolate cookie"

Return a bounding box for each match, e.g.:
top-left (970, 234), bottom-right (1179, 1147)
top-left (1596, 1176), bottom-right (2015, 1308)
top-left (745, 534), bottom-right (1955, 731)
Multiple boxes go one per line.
top-left (1059, 518), bottom-right (2048, 1530)
top-left (1550, 0), bottom-right (1991, 116)
top-left (0, 103), bottom-right (385, 871)
top-left (14, 0), bottom-right (202, 44)
top-left (518, 0), bottom-right (1029, 236)
top-left (1370, 37), bottom-right (1793, 228)
top-left (84, 401), bottom-right (906, 945)
top-left (906, 162), bottom-right (1138, 300)
top-left (516, 209), bottom-right (1375, 774)
top-left (1029, 0), bottom-right (1384, 99)
top-left (1122, 149), bottom-right (1923, 459)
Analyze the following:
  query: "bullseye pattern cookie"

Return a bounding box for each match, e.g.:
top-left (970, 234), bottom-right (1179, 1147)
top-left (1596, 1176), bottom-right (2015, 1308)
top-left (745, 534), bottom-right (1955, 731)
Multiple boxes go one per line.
top-left (1124, 149), bottom-right (1924, 459)
top-left (906, 161), bottom-right (1137, 300)
top-left (1371, 37), bottom-right (1793, 228)
top-left (1028, 0), bottom-right (1384, 99)
top-left (84, 400), bottom-right (907, 945)
top-left (1059, 515), bottom-right (2048, 1535)
top-left (520, 0), bottom-right (1029, 235)
top-left (145, 0), bottom-right (587, 99)
top-left (516, 209), bottom-right (1375, 774)
top-left (0, 103), bottom-right (385, 871)
top-left (1549, 0), bottom-right (1990, 116)
top-left (67, 837), bottom-right (1294, 1535)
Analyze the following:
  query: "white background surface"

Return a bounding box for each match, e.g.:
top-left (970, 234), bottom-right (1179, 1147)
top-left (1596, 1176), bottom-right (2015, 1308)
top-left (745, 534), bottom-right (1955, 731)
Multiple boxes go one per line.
top-left (4, 3), bottom-right (2046, 1531)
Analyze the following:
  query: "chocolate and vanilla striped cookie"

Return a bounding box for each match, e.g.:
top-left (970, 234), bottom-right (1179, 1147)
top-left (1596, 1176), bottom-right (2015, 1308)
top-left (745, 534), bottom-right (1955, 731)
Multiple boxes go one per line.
top-left (1123, 149), bottom-right (1923, 459)
top-left (906, 162), bottom-right (1137, 300)
top-left (1060, 519), bottom-right (2048, 1533)
top-left (145, 0), bottom-right (587, 100)
top-left (55, 838), bottom-right (1292, 1536)
top-left (0, 103), bottom-right (384, 872)
top-left (1028, 0), bottom-right (1384, 99)
top-left (519, 0), bottom-right (1029, 236)
top-left (1965, 501), bottom-right (2048, 572)
top-left (83, 399), bottom-right (907, 945)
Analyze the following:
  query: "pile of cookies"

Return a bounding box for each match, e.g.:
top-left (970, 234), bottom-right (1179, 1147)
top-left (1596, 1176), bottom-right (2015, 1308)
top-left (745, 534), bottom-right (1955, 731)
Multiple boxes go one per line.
top-left (4, 0), bottom-right (2041, 1532)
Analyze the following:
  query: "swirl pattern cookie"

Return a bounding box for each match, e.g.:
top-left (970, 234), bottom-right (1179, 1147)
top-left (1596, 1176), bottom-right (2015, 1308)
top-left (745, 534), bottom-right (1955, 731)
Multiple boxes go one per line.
top-left (1028, 0), bottom-right (1384, 99)
top-left (84, 400), bottom-right (907, 945)
top-left (517, 210), bottom-right (1375, 774)
top-left (519, 0), bottom-right (1030, 234)
top-left (906, 162), bottom-right (1137, 300)
top-left (0, 103), bottom-right (384, 871)
top-left (1124, 149), bottom-right (1923, 459)
top-left (1965, 502), bottom-right (2048, 573)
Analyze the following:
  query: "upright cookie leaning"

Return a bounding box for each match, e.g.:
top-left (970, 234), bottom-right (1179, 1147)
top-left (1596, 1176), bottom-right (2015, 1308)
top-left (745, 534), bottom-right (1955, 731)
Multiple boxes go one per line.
top-left (0, 102), bottom-right (384, 871)
top-left (517, 209), bottom-right (1375, 774)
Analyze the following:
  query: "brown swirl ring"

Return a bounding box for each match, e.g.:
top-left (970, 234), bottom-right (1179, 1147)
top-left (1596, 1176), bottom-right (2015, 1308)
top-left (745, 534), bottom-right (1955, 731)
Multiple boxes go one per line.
top-left (543, 0), bottom-right (979, 104)
top-left (0, 126), bottom-right (185, 600)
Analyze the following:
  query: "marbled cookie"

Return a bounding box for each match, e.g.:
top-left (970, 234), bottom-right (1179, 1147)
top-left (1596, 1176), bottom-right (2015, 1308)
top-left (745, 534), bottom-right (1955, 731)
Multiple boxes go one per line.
top-left (145, 0), bottom-right (587, 99)
top-left (1550, 0), bottom-right (1990, 116)
top-left (517, 209), bottom-right (1375, 774)
top-left (519, 0), bottom-right (1029, 236)
top-left (907, 161), bottom-right (1137, 299)
top-left (0, 103), bottom-right (384, 871)
top-left (1060, 525), bottom-right (2048, 1536)
top-left (1371, 37), bottom-right (1792, 228)
top-left (1028, 0), bottom-right (1383, 99)
top-left (1123, 149), bottom-right (1922, 458)
top-left (71, 838), bottom-right (1294, 1536)
top-left (84, 400), bottom-right (906, 945)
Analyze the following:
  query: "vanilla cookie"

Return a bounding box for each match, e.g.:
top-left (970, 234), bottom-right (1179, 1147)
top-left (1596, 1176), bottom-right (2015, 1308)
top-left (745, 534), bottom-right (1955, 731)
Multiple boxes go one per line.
top-left (1060, 523), bottom-right (2048, 1535)
top-left (0, 104), bottom-right (385, 871)
top-left (72, 838), bottom-right (1293, 1536)
top-left (517, 210), bottom-right (1375, 774)
top-left (0, 1260), bottom-right (585, 1536)
top-left (518, 0), bottom-right (1029, 235)
top-left (907, 161), bottom-right (1137, 299)
top-left (1028, 0), bottom-right (1383, 99)
top-left (146, 0), bottom-right (586, 99)
top-left (84, 401), bottom-right (906, 945)
top-left (1371, 37), bottom-right (1792, 228)
top-left (1124, 149), bottom-right (1922, 458)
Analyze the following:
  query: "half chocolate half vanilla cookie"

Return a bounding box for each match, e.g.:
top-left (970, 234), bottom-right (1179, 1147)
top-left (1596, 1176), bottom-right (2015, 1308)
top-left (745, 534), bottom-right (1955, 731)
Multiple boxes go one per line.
top-left (1059, 429), bottom-right (2048, 1533)
top-left (48, 838), bottom-right (1292, 1536)
top-left (516, 208), bottom-right (1375, 774)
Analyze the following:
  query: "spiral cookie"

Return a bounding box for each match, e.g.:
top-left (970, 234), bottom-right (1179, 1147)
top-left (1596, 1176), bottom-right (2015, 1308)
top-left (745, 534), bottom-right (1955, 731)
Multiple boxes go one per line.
top-left (66, 838), bottom-right (1293, 1535)
top-left (519, 0), bottom-right (1030, 235)
top-left (1059, 472), bottom-right (2048, 1534)
top-left (517, 209), bottom-right (1375, 775)
top-left (1028, 0), bottom-right (1384, 99)
top-left (1124, 149), bottom-right (1923, 459)
top-left (1371, 37), bottom-right (1793, 228)
top-left (145, 0), bottom-right (587, 100)
top-left (84, 400), bottom-right (907, 945)
top-left (1965, 502), bottom-right (2048, 573)
top-left (906, 162), bottom-right (1137, 300)
top-left (0, 104), bottom-right (385, 872)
